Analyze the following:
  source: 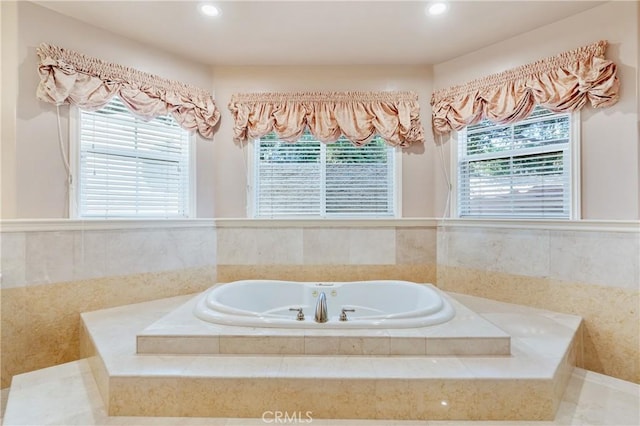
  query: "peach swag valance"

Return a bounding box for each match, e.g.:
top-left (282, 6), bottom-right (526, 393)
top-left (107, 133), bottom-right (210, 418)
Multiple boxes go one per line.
top-left (36, 43), bottom-right (220, 138)
top-left (430, 40), bottom-right (620, 137)
top-left (228, 91), bottom-right (425, 147)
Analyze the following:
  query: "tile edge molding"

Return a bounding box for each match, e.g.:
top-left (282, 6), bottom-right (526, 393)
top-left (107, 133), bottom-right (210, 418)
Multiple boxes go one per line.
top-left (213, 218), bottom-right (439, 228)
top-left (0, 218), bottom-right (437, 232)
top-left (437, 218), bottom-right (640, 233)
top-left (0, 218), bottom-right (637, 233)
top-left (0, 218), bottom-right (217, 232)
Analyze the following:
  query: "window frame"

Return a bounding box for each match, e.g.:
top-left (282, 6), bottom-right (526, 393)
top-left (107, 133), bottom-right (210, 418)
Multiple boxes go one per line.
top-left (450, 109), bottom-right (581, 220)
top-left (246, 134), bottom-right (402, 219)
top-left (69, 101), bottom-right (197, 219)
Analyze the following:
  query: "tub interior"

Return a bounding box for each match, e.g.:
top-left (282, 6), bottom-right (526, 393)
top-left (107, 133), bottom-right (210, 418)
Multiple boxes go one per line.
top-left (209, 280), bottom-right (443, 318)
top-left (197, 280), bottom-right (455, 327)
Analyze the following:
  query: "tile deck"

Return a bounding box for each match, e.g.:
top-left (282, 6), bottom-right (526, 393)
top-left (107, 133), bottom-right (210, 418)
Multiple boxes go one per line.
top-left (78, 292), bottom-right (581, 419)
top-left (3, 291), bottom-right (639, 424)
top-left (136, 292), bottom-right (511, 356)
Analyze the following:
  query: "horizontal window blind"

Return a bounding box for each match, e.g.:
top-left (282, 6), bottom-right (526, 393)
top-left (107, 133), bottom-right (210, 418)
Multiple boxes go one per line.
top-left (458, 107), bottom-right (571, 218)
top-left (255, 132), bottom-right (395, 217)
top-left (78, 97), bottom-right (191, 218)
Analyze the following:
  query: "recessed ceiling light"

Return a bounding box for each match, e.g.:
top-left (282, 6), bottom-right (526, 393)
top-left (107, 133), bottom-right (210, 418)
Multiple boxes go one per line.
top-left (200, 3), bottom-right (221, 17)
top-left (427, 2), bottom-right (448, 16)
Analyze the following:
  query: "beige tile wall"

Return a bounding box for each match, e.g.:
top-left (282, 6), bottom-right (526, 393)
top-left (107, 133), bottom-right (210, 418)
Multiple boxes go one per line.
top-left (1, 227), bottom-right (217, 287)
top-left (1, 219), bottom-right (637, 389)
top-left (437, 224), bottom-right (640, 384)
top-left (215, 225), bottom-right (438, 283)
top-left (0, 225), bottom-right (217, 388)
top-left (0, 221), bottom-right (437, 388)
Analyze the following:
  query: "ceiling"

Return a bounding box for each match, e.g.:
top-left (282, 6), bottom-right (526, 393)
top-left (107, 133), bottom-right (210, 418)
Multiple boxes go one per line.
top-left (35, 0), bottom-right (605, 66)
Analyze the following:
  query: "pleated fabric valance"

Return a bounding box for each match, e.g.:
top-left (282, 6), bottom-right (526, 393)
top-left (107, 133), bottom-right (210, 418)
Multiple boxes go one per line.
top-left (430, 40), bottom-right (620, 137)
top-left (228, 91), bottom-right (425, 147)
top-left (36, 43), bottom-right (220, 138)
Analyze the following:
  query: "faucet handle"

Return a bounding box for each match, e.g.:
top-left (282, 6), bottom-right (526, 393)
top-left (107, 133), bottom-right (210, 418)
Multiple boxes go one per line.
top-left (289, 307), bottom-right (305, 321)
top-left (339, 308), bottom-right (355, 321)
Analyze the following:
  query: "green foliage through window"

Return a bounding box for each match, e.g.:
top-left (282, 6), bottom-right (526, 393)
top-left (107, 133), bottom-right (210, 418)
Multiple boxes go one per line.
top-left (457, 107), bottom-right (572, 218)
top-left (254, 131), bottom-right (395, 217)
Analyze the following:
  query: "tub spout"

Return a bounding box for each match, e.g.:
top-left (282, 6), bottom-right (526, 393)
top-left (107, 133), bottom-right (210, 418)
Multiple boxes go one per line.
top-left (315, 292), bottom-right (328, 323)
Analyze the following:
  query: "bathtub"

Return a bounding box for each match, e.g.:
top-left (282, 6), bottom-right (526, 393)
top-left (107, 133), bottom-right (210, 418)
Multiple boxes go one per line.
top-left (193, 280), bottom-right (455, 328)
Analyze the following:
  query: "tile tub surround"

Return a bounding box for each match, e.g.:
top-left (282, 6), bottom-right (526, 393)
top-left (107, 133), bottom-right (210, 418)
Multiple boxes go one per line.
top-left (0, 221), bottom-right (217, 389)
top-left (215, 222), bottom-right (438, 284)
top-left (0, 222), bottom-right (217, 288)
top-left (80, 293), bottom-right (581, 420)
top-left (215, 223), bottom-right (437, 266)
top-left (136, 291), bottom-right (511, 356)
top-left (0, 219), bottom-right (436, 389)
top-left (2, 217), bottom-right (638, 391)
top-left (0, 266), bottom-right (216, 389)
top-left (217, 264), bottom-right (436, 285)
top-left (437, 222), bottom-right (640, 384)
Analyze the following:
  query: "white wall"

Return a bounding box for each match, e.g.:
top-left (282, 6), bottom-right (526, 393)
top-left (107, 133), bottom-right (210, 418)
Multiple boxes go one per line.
top-left (3, 2), bottom-right (437, 219)
top-left (432, 1), bottom-right (639, 220)
top-left (1, 1), bottom-right (217, 218)
top-left (210, 65), bottom-right (436, 218)
top-left (1, 1), bottom-right (19, 219)
top-left (4, 1), bottom-right (637, 221)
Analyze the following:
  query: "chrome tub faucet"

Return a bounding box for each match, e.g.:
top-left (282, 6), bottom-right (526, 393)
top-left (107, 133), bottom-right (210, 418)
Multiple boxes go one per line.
top-left (289, 307), bottom-right (305, 321)
top-left (339, 308), bottom-right (355, 321)
top-left (315, 291), bottom-right (328, 323)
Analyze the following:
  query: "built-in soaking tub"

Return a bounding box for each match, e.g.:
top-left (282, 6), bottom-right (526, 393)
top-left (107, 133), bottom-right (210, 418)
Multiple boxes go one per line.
top-left (193, 280), bottom-right (455, 328)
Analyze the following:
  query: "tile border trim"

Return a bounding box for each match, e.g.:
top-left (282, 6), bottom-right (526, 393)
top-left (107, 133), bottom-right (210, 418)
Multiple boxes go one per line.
top-left (438, 219), bottom-right (639, 233)
top-left (0, 219), bottom-right (217, 232)
top-left (0, 218), bottom-right (637, 233)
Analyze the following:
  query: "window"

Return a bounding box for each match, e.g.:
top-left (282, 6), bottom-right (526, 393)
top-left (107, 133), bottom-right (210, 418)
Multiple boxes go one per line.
top-left (252, 132), bottom-right (398, 217)
top-left (455, 107), bottom-right (578, 219)
top-left (73, 97), bottom-right (193, 218)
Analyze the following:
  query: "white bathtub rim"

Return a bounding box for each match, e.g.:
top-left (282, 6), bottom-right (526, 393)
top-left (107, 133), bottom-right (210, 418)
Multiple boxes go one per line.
top-left (193, 280), bottom-right (456, 329)
top-left (203, 280), bottom-right (445, 318)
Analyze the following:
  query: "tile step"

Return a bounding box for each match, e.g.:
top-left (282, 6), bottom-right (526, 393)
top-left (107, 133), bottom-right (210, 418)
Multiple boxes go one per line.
top-left (79, 293), bottom-right (581, 420)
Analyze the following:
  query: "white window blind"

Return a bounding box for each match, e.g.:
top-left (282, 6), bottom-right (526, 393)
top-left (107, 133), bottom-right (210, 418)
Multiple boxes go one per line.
top-left (77, 97), bottom-right (191, 218)
top-left (254, 132), bottom-right (396, 217)
top-left (457, 107), bottom-right (573, 218)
